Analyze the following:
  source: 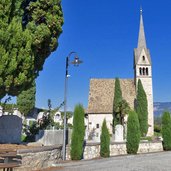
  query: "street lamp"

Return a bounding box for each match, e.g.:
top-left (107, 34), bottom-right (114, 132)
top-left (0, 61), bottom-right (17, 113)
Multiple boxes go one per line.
top-left (63, 52), bottom-right (83, 160)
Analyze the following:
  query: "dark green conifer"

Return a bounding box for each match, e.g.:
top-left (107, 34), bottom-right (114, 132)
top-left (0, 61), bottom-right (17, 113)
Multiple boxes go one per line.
top-left (0, 0), bottom-right (63, 99)
top-left (162, 111), bottom-right (171, 150)
top-left (17, 80), bottom-right (36, 116)
top-left (136, 79), bottom-right (148, 136)
top-left (71, 104), bottom-right (85, 160)
top-left (126, 110), bottom-right (140, 154)
top-left (100, 119), bottom-right (110, 157)
top-left (113, 78), bottom-right (122, 128)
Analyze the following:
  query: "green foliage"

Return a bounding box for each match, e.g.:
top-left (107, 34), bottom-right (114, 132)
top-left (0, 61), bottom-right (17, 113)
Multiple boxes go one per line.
top-left (154, 116), bottom-right (162, 125)
top-left (0, 102), bottom-right (17, 114)
top-left (71, 104), bottom-right (85, 160)
top-left (154, 124), bottom-right (161, 133)
top-left (140, 136), bottom-right (152, 141)
top-left (21, 134), bottom-right (27, 142)
top-left (126, 110), bottom-right (140, 154)
top-left (161, 111), bottom-right (171, 150)
top-left (154, 116), bottom-right (162, 136)
top-left (113, 78), bottom-right (122, 128)
top-left (0, 0), bottom-right (63, 99)
top-left (23, 120), bottom-right (39, 142)
top-left (136, 79), bottom-right (148, 136)
top-left (115, 99), bottom-right (130, 126)
top-left (17, 80), bottom-right (36, 116)
top-left (61, 111), bottom-right (73, 120)
top-left (100, 119), bottom-right (110, 158)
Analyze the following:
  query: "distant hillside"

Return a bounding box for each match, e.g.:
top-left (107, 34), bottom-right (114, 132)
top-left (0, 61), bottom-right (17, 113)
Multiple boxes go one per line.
top-left (154, 102), bottom-right (171, 117)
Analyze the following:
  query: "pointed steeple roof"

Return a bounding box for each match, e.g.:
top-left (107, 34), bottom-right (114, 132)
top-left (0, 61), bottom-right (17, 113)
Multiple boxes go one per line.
top-left (134, 8), bottom-right (151, 66)
top-left (137, 8), bottom-right (147, 48)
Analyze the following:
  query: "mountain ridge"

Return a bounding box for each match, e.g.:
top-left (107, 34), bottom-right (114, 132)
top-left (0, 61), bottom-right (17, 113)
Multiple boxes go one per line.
top-left (154, 102), bottom-right (171, 117)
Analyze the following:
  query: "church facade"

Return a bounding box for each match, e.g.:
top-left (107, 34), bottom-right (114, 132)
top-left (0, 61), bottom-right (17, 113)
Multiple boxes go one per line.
top-left (87, 10), bottom-right (154, 137)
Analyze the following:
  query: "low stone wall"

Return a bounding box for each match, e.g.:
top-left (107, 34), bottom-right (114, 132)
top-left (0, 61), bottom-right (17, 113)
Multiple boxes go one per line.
top-left (16, 145), bottom-right (62, 170)
top-left (66, 141), bottom-right (163, 160)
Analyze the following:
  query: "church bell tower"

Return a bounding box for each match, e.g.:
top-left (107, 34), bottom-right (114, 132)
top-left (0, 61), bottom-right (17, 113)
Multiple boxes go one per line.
top-left (134, 9), bottom-right (154, 136)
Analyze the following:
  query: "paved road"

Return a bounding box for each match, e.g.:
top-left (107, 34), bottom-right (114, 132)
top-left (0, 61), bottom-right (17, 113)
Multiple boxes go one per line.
top-left (51, 152), bottom-right (171, 171)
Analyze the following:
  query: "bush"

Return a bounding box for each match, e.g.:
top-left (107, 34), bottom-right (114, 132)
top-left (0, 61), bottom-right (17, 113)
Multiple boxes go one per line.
top-left (154, 124), bottom-right (161, 133)
top-left (126, 110), bottom-right (140, 154)
top-left (161, 111), bottom-right (171, 150)
top-left (71, 104), bottom-right (85, 160)
top-left (100, 119), bottom-right (110, 157)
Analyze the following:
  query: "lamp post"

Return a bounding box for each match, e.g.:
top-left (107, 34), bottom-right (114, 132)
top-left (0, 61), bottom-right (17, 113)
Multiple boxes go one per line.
top-left (62, 52), bottom-right (82, 160)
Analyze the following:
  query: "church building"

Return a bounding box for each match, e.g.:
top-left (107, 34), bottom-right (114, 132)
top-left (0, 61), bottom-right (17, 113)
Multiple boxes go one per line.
top-left (87, 10), bottom-right (154, 137)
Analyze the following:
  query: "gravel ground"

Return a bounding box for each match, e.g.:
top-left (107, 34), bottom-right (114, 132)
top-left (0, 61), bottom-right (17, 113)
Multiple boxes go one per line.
top-left (43, 151), bottom-right (171, 171)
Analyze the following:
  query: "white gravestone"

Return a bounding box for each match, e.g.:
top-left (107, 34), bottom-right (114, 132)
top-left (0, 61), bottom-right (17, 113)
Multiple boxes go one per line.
top-left (114, 124), bottom-right (124, 142)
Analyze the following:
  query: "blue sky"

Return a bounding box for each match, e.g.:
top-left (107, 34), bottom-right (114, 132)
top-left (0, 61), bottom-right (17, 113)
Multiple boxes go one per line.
top-left (35, 0), bottom-right (171, 110)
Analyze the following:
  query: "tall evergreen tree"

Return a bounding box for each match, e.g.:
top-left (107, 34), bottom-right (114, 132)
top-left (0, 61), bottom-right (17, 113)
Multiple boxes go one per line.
top-left (161, 111), bottom-right (171, 150)
top-left (71, 104), bottom-right (85, 160)
top-left (0, 0), bottom-right (63, 99)
top-left (136, 79), bottom-right (148, 136)
top-left (113, 78), bottom-right (122, 128)
top-left (126, 110), bottom-right (140, 154)
top-left (17, 80), bottom-right (36, 116)
top-left (100, 119), bottom-right (110, 158)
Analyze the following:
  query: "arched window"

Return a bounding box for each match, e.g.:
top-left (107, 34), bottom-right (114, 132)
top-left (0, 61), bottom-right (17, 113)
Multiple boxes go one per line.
top-left (146, 68), bottom-right (149, 75)
top-left (142, 56), bottom-right (145, 61)
top-left (143, 67), bottom-right (145, 75)
top-left (139, 68), bottom-right (142, 75)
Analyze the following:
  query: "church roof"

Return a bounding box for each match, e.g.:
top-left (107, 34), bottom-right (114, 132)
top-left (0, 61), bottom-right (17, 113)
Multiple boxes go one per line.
top-left (87, 79), bottom-right (136, 114)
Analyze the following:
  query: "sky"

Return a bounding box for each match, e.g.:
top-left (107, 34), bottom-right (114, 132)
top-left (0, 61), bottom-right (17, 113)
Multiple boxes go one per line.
top-left (34, 0), bottom-right (171, 110)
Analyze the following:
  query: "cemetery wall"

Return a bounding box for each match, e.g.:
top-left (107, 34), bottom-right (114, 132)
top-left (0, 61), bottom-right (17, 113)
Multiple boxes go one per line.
top-left (35, 129), bottom-right (72, 145)
top-left (66, 141), bottom-right (163, 160)
top-left (16, 145), bottom-right (62, 170)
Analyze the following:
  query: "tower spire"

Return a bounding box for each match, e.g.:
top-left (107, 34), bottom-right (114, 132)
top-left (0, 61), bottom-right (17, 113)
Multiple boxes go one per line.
top-left (137, 8), bottom-right (147, 48)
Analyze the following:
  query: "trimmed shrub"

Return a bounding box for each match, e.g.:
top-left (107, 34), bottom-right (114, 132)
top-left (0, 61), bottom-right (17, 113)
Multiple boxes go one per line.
top-left (136, 79), bottom-right (148, 136)
top-left (71, 104), bottom-right (85, 160)
top-left (126, 110), bottom-right (140, 154)
top-left (161, 111), bottom-right (171, 150)
top-left (100, 119), bottom-right (110, 157)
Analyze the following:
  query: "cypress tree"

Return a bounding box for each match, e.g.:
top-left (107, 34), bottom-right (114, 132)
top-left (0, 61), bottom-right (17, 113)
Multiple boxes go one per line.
top-left (0, 0), bottom-right (63, 99)
top-left (126, 110), bottom-right (140, 154)
top-left (113, 78), bottom-right (122, 128)
top-left (136, 79), bottom-right (148, 136)
top-left (161, 111), bottom-right (171, 150)
top-left (100, 119), bottom-right (110, 157)
top-left (71, 104), bottom-right (85, 160)
top-left (17, 80), bottom-right (36, 116)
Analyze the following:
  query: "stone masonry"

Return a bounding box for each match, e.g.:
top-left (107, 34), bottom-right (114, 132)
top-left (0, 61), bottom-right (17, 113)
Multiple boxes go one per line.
top-left (66, 141), bottom-right (163, 160)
